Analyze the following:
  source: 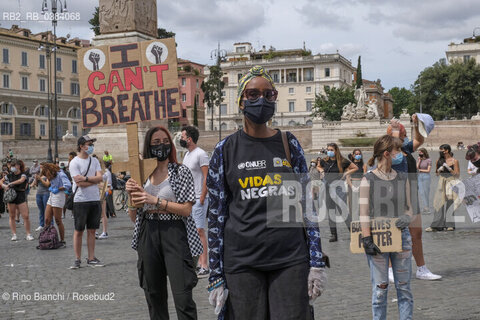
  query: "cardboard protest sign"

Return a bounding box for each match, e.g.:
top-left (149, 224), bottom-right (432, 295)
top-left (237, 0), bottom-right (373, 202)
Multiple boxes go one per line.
top-left (452, 175), bottom-right (480, 223)
top-left (78, 38), bottom-right (179, 128)
top-left (350, 218), bottom-right (402, 254)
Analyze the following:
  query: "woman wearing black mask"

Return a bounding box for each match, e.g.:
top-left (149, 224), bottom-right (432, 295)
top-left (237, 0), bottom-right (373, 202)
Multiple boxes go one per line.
top-left (126, 126), bottom-right (200, 320)
top-left (206, 66), bottom-right (327, 319)
top-left (427, 144), bottom-right (460, 232)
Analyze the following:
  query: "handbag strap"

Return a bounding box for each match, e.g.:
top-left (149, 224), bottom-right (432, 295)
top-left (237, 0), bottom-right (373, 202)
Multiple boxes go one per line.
top-left (73, 157), bottom-right (92, 195)
top-left (280, 130), bottom-right (291, 165)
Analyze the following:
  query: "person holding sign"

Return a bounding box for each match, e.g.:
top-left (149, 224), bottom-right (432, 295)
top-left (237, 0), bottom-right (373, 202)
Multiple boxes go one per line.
top-left (359, 135), bottom-right (414, 320)
top-left (127, 126), bottom-right (199, 320)
top-left (206, 66), bottom-right (327, 319)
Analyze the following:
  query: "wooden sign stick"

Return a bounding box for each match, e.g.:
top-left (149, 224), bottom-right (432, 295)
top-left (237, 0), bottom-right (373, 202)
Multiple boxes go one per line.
top-left (112, 122), bottom-right (157, 207)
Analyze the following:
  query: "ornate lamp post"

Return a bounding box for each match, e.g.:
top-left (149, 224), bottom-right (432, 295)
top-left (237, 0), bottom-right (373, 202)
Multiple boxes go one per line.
top-left (38, 40), bottom-right (54, 162)
top-left (210, 43), bottom-right (226, 141)
top-left (42, 0), bottom-right (67, 162)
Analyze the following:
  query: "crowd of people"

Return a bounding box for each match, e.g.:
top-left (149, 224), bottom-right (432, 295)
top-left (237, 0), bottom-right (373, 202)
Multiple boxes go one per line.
top-left (3, 65), bottom-right (480, 320)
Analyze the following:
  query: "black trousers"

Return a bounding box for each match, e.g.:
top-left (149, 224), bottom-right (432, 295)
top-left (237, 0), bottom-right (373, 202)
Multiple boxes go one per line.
top-left (224, 262), bottom-right (310, 320)
top-left (137, 219), bottom-right (198, 320)
top-left (326, 182), bottom-right (351, 235)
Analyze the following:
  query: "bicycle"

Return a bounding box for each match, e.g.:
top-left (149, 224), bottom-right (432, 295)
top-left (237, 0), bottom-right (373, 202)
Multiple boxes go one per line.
top-left (114, 188), bottom-right (129, 213)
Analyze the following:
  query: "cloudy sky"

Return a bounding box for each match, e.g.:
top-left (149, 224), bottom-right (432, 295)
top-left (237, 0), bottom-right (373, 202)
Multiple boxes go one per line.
top-left (2, 0), bottom-right (479, 90)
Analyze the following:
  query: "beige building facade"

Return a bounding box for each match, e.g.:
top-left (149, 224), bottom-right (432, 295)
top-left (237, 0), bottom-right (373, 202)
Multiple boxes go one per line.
top-left (446, 36), bottom-right (480, 64)
top-left (205, 42), bottom-right (355, 131)
top-left (0, 25), bottom-right (84, 143)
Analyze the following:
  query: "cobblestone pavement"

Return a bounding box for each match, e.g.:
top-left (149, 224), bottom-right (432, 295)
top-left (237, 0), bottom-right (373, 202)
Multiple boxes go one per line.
top-left (0, 149), bottom-right (479, 319)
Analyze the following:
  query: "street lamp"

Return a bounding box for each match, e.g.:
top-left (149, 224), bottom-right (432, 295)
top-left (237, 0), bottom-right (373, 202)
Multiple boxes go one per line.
top-left (210, 43), bottom-right (226, 141)
top-left (472, 27), bottom-right (480, 40)
top-left (38, 41), bottom-right (55, 162)
top-left (42, 0), bottom-right (67, 162)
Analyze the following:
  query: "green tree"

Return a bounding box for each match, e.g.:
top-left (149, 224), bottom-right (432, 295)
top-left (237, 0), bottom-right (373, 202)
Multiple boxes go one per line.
top-left (388, 87), bottom-right (415, 117)
top-left (312, 87), bottom-right (355, 121)
top-left (89, 7), bottom-right (100, 36)
top-left (201, 66), bottom-right (224, 130)
top-left (412, 59), bottom-right (480, 119)
top-left (356, 56), bottom-right (363, 89)
top-left (193, 95), bottom-right (199, 127)
top-left (157, 28), bottom-right (176, 39)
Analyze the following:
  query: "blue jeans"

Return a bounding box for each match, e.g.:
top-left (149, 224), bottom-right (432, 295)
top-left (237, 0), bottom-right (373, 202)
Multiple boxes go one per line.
top-left (417, 173), bottom-right (431, 211)
top-left (366, 229), bottom-right (413, 320)
top-left (36, 193), bottom-right (50, 227)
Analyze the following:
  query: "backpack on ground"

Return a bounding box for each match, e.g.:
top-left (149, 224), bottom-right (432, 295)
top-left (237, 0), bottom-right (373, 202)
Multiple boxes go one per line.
top-left (36, 225), bottom-right (61, 250)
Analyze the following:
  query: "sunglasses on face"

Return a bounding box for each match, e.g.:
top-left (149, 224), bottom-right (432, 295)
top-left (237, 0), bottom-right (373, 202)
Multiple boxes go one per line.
top-left (244, 89), bottom-right (278, 102)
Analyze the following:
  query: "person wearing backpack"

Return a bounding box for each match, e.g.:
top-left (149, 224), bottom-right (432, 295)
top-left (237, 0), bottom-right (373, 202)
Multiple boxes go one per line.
top-left (41, 163), bottom-right (67, 248)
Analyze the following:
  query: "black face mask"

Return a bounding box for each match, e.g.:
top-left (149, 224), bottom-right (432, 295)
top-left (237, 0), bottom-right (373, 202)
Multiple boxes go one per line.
top-left (179, 139), bottom-right (188, 148)
top-left (242, 97), bottom-right (275, 124)
top-left (439, 151), bottom-right (445, 158)
top-left (150, 144), bottom-right (171, 161)
top-left (473, 158), bottom-right (480, 168)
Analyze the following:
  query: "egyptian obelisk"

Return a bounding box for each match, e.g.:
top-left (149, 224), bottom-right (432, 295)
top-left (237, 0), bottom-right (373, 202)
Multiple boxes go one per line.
top-left (88, 0), bottom-right (163, 162)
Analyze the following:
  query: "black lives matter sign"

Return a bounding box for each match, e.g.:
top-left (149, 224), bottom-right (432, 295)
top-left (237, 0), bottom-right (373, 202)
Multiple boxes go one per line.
top-left (350, 218), bottom-right (402, 254)
top-left (77, 38), bottom-right (179, 128)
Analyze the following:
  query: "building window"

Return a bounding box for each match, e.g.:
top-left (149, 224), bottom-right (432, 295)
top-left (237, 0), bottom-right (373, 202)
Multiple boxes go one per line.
top-left (236, 46), bottom-right (246, 53)
top-left (72, 124), bottom-right (78, 136)
top-left (20, 123), bottom-right (31, 136)
top-left (181, 93), bottom-right (187, 102)
top-left (71, 108), bottom-right (80, 119)
top-left (325, 68), bottom-right (330, 77)
top-left (21, 76), bottom-right (28, 90)
top-left (38, 106), bottom-right (48, 117)
top-left (463, 55), bottom-right (471, 63)
top-left (304, 68), bottom-right (314, 81)
top-left (1, 103), bottom-right (13, 115)
top-left (1, 122), bottom-right (13, 135)
top-left (71, 82), bottom-right (79, 95)
top-left (2, 48), bottom-right (9, 64)
top-left (289, 101), bottom-right (295, 112)
top-left (221, 90), bottom-right (226, 97)
top-left (56, 125), bottom-right (63, 138)
top-left (21, 52), bottom-right (28, 66)
top-left (272, 72), bottom-right (279, 83)
top-left (182, 108), bottom-right (187, 118)
top-left (56, 57), bottom-right (62, 71)
top-left (40, 78), bottom-right (46, 92)
top-left (306, 100), bottom-right (313, 112)
top-left (56, 81), bottom-right (62, 94)
top-left (40, 123), bottom-right (46, 136)
top-left (39, 54), bottom-right (45, 69)
top-left (2, 74), bottom-right (9, 88)
top-left (72, 60), bottom-right (77, 73)
top-left (196, 79), bottom-right (199, 88)
top-left (288, 88), bottom-right (294, 94)
top-left (220, 104), bottom-right (227, 115)
top-left (287, 72), bottom-right (297, 83)
top-left (181, 78), bottom-right (186, 86)
top-left (306, 86), bottom-right (312, 93)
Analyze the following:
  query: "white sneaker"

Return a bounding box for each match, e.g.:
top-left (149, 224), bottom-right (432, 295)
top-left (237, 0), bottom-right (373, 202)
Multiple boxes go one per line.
top-left (416, 266), bottom-right (442, 280)
top-left (11, 234), bottom-right (17, 241)
top-left (35, 226), bottom-right (44, 232)
top-left (25, 234), bottom-right (34, 241)
top-left (388, 267), bottom-right (394, 283)
top-left (98, 232), bottom-right (108, 239)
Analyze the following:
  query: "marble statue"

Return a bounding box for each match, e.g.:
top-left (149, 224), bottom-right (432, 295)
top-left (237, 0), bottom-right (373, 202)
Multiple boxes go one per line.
top-left (471, 112), bottom-right (480, 120)
top-left (341, 102), bottom-right (356, 121)
top-left (354, 85), bottom-right (367, 109)
top-left (62, 130), bottom-right (75, 142)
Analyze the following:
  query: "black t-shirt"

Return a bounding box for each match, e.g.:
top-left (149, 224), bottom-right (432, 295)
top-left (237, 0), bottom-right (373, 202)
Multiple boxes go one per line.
top-left (320, 158), bottom-right (351, 183)
top-left (365, 171), bottom-right (408, 218)
top-left (351, 161), bottom-right (364, 179)
top-left (8, 173), bottom-right (27, 192)
top-left (223, 130), bottom-right (308, 273)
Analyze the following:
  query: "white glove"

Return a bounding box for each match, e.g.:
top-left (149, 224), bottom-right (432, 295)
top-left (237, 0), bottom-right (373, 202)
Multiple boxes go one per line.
top-left (308, 267), bottom-right (327, 305)
top-left (352, 186), bottom-right (360, 193)
top-left (208, 286), bottom-right (229, 315)
top-left (442, 163), bottom-right (451, 171)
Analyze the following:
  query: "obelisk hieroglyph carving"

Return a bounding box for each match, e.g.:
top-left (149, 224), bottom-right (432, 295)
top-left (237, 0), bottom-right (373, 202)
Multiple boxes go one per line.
top-left (99, 0), bottom-right (157, 38)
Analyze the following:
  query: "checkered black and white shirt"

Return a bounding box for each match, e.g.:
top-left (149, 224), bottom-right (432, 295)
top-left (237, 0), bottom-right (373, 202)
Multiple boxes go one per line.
top-left (131, 162), bottom-right (203, 257)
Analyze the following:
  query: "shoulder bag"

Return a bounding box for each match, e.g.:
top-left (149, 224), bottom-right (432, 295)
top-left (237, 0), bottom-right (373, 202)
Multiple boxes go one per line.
top-left (65, 157), bottom-right (92, 211)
